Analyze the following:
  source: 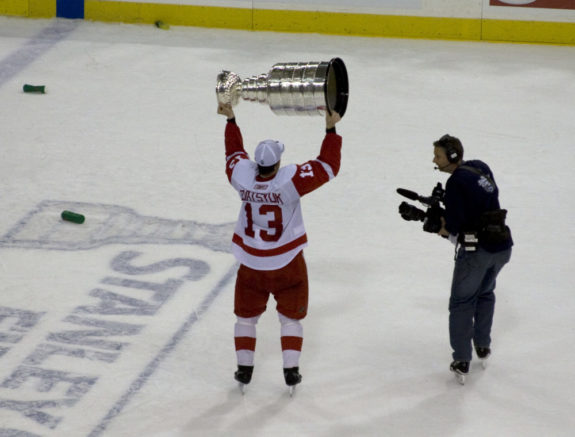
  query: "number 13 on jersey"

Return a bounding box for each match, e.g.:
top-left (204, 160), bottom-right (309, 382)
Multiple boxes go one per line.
top-left (244, 203), bottom-right (284, 242)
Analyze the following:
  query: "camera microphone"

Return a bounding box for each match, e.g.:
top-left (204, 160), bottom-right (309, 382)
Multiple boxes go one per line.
top-left (396, 188), bottom-right (419, 201)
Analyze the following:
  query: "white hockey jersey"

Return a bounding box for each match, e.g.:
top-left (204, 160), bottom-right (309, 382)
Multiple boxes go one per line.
top-left (224, 120), bottom-right (342, 270)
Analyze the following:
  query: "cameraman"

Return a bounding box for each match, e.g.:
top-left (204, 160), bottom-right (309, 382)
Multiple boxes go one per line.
top-left (433, 134), bottom-right (513, 382)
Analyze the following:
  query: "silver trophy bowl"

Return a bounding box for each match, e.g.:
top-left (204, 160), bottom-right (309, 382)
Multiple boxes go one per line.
top-left (216, 58), bottom-right (349, 117)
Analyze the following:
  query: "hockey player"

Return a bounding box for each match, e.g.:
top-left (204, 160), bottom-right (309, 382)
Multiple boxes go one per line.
top-left (433, 134), bottom-right (513, 384)
top-left (217, 102), bottom-right (342, 392)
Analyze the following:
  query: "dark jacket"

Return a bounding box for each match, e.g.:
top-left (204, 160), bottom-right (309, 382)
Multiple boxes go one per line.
top-left (444, 160), bottom-right (513, 252)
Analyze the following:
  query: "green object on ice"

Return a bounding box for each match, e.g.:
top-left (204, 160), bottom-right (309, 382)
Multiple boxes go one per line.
top-left (155, 20), bottom-right (170, 30)
top-left (61, 210), bottom-right (85, 224)
top-left (23, 84), bottom-right (46, 93)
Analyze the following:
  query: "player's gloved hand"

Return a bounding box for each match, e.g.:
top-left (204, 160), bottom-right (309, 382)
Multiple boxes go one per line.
top-left (326, 111), bottom-right (341, 130)
top-left (217, 103), bottom-right (235, 119)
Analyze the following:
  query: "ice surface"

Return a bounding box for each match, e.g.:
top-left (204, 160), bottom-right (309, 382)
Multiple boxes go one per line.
top-left (1, 16), bottom-right (574, 437)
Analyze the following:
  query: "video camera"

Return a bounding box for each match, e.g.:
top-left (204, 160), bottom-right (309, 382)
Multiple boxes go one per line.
top-left (396, 183), bottom-right (445, 233)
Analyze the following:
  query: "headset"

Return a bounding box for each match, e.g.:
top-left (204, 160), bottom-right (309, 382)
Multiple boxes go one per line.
top-left (437, 134), bottom-right (462, 164)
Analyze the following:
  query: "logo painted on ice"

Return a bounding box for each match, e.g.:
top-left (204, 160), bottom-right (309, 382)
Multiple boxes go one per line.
top-left (0, 200), bottom-right (234, 252)
top-left (0, 201), bottom-right (237, 437)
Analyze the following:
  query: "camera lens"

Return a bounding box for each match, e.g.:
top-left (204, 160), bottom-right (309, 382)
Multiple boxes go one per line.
top-left (399, 202), bottom-right (426, 222)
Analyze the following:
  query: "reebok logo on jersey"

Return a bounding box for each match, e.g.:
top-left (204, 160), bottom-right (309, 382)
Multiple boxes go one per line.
top-left (240, 189), bottom-right (284, 204)
top-left (253, 184), bottom-right (269, 190)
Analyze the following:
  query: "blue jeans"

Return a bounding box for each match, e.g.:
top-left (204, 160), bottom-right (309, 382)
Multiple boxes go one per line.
top-left (449, 246), bottom-right (512, 361)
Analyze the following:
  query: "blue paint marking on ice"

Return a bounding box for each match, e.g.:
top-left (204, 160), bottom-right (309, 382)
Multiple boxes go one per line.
top-left (0, 20), bottom-right (79, 88)
top-left (87, 263), bottom-right (238, 437)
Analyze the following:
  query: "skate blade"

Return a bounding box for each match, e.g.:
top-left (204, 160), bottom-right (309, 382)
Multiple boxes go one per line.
top-left (451, 371), bottom-right (466, 385)
top-left (480, 358), bottom-right (489, 370)
top-left (289, 385), bottom-right (296, 397)
top-left (238, 383), bottom-right (246, 395)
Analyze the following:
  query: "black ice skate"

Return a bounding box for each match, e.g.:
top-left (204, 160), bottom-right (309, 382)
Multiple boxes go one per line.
top-left (450, 360), bottom-right (469, 385)
top-left (475, 346), bottom-right (491, 369)
top-left (234, 365), bottom-right (253, 394)
top-left (283, 367), bottom-right (302, 396)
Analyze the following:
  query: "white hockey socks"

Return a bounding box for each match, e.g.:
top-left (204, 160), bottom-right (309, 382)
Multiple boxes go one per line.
top-left (279, 313), bottom-right (303, 369)
top-left (234, 316), bottom-right (260, 366)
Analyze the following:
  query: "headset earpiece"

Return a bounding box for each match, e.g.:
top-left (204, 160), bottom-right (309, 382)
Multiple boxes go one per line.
top-left (446, 147), bottom-right (460, 163)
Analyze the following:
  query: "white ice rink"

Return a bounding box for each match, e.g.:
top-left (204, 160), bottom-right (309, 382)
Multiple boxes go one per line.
top-left (1, 16), bottom-right (575, 437)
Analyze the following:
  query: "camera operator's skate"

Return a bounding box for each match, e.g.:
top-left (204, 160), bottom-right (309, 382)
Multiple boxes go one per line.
top-left (450, 361), bottom-right (469, 385)
top-left (234, 365), bottom-right (253, 394)
top-left (284, 367), bottom-right (302, 396)
top-left (475, 346), bottom-right (491, 369)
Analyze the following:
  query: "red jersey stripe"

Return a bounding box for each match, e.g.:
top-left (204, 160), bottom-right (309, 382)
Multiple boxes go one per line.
top-left (232, 233), bottom-right (308, 257)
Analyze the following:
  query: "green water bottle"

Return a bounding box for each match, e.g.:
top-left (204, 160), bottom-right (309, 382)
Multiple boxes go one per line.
top-left (61, 210), bottom-right (85, 224)
top-left (23, 84), bottom-right (46, 93)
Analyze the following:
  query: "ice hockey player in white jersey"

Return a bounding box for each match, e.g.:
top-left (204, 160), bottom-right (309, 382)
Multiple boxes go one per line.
top-left (217, 102), bottom-right (342, 392)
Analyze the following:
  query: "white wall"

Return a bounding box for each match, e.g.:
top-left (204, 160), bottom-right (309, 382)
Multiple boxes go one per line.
top-left (252, 0), bottom-right (483, 18)
top-left (94, 0), bottom-right (575, 23)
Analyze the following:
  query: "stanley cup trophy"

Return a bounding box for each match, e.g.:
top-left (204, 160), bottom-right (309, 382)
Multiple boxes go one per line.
top-left (216, 57), bottom-right (349, 117)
